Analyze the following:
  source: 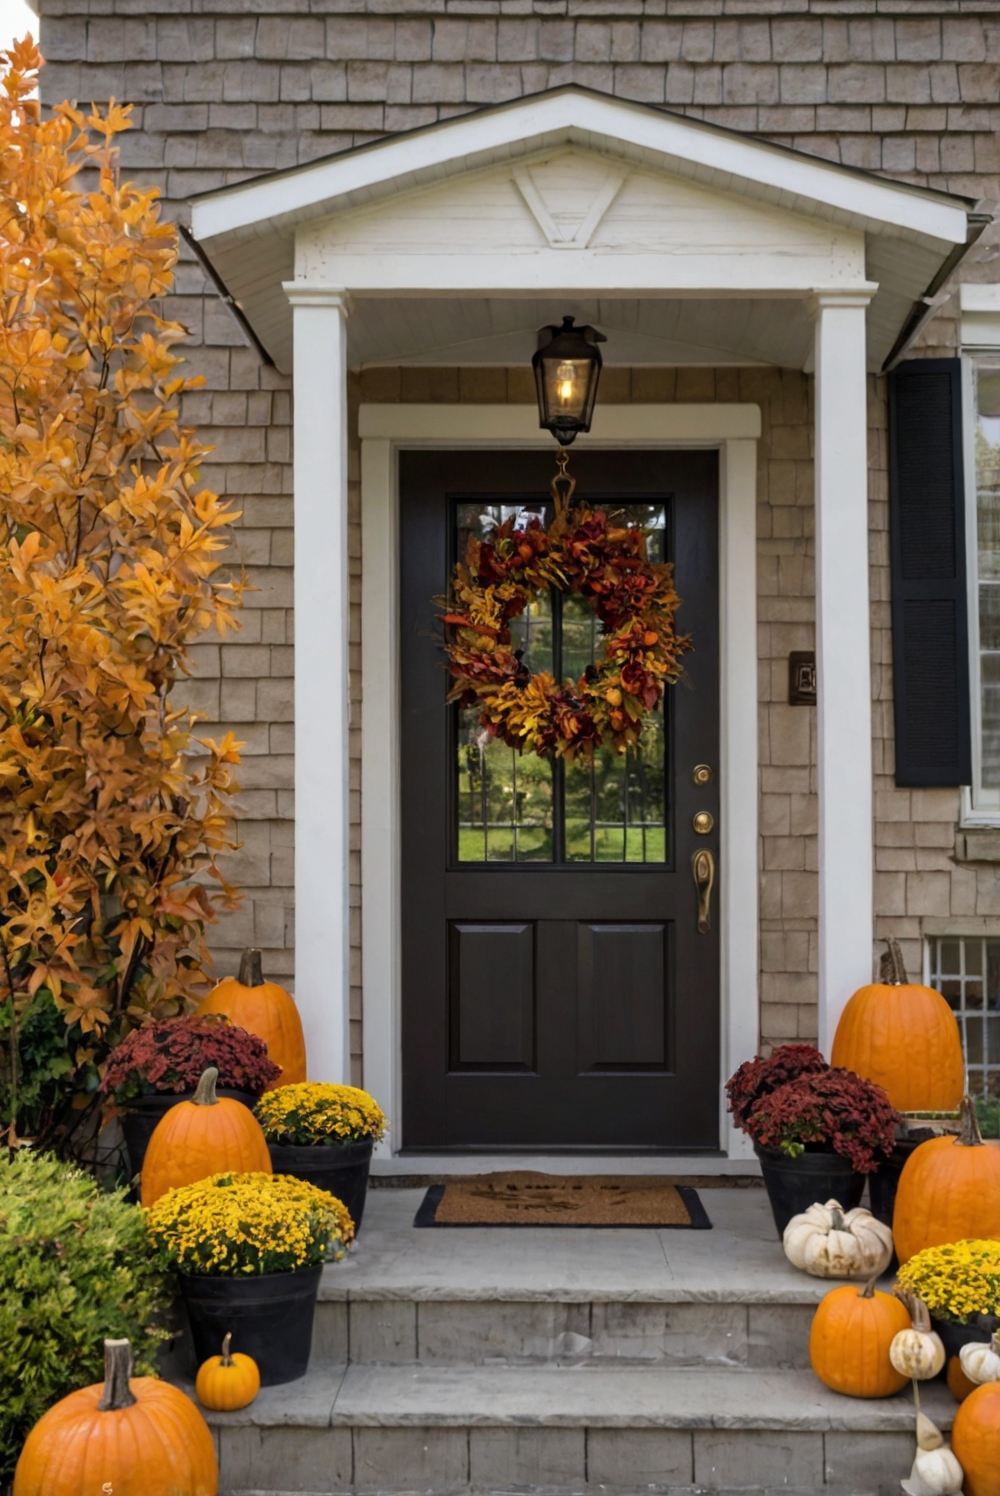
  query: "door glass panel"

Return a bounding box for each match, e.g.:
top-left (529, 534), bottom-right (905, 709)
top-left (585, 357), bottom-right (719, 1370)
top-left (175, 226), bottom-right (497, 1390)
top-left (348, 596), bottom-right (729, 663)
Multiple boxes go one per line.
top-left (455, 499), bottom-right (668, 865)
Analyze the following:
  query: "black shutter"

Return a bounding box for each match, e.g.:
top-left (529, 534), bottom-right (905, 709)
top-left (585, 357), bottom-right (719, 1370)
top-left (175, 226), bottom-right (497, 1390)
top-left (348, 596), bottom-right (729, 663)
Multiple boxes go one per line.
top-left (888, 357), bottom-right (972, 787)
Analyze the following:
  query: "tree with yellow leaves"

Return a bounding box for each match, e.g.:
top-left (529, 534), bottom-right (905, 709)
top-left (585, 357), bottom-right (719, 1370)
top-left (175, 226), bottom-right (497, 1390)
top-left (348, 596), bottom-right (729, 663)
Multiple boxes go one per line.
top-left (0, 39), bottom-right (243, 1149)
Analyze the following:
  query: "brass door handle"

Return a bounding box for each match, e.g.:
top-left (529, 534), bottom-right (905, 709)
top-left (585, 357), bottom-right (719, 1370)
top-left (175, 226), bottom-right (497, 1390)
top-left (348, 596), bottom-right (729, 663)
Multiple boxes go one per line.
top-left (692, 848), bottom-right (715, 934)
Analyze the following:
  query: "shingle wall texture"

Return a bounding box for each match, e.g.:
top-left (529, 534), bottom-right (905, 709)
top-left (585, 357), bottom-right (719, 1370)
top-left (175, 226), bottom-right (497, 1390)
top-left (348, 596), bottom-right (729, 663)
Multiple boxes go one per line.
top-left (35, 0), bottom-right (1000, 1071)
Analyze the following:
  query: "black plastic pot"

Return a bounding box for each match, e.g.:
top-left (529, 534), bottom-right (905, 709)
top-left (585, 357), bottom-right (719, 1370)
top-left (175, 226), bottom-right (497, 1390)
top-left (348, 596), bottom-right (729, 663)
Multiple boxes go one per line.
top-left (268, 1137), bottom-right (374, 1233)
top-left (178, 1265), bottom-right (322, 1386)
top-left (867, 1138), bottom-right (921, 1230)
top-left (121, 1088), bottom-right (257, 1177)
top-left (754, 1143), bottom-right (864, 1238)
top-left (933, 1312), bottom-right (1000, 1364)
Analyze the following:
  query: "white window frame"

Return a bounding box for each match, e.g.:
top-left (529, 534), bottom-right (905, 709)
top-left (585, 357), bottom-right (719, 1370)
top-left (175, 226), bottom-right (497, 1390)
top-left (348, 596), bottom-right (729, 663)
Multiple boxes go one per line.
top-left (959, 293), bottom-right (1000, 825)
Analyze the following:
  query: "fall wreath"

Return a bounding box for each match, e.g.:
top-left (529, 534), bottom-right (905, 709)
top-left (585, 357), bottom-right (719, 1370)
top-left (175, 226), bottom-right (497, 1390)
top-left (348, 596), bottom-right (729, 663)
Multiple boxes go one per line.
top-left (442, 477), bottom-right (692, 761)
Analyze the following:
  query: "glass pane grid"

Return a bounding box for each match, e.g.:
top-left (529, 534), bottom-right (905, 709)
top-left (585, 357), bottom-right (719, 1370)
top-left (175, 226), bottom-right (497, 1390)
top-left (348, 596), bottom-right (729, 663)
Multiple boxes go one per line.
top-left (454, 499), bottom-right (668, 866)
top-left (928, 935), bottom-right (1000, 1098)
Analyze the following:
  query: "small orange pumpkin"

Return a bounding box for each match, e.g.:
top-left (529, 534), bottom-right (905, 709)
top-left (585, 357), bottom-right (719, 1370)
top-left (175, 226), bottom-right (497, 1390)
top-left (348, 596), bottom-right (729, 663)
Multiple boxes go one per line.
top-left (140, 1066), bottom-right (272, 1207)
top-left (13, 1338), bottom-right (217, 1496)
top-left (808, 1278), bottom-right (911, 1398)
top-left (893, 1096), bottom-right (1000, 1264)
top-left (831, 938), bottom-right (964, 1112)
top-left (195, 1333), bottom-right (260, 1412)
top-left (198, 949), bottom-right (306, 1088)
top-left (952, 1380), bottom-right (1000, 1496)
top-left (947, 1354), bottom-right (979, 1403)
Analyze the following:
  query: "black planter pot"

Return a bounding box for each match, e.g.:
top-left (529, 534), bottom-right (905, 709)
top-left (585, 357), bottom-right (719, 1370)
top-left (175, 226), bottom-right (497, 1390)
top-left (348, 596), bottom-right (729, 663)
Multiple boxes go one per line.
top-left (754, 1143), bottom-right (864, 1238)
top-left (178, 1265), bottom-right (322, 1386)
top-left (867, 1138), bottom-right (921, 1230)
top-left (933, 1312), bottom-right (1000, 1364)
top-left (268, 1137), bottom-right (374, 1233)
top-left (121, 1088), bottom-right (257, 1177)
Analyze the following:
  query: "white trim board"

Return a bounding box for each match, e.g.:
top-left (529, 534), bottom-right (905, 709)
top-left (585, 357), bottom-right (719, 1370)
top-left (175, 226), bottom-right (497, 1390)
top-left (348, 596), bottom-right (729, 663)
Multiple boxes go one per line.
top-left (370, 1154), bottom-right (761, 1177)
top-left (360, 403), bottom-right (759, 1162)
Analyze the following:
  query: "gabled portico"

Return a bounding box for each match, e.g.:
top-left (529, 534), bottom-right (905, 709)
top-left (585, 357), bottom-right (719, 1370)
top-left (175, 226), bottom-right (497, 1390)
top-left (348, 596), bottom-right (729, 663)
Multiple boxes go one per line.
top-left (188, 87), bottom-right (974, 1158)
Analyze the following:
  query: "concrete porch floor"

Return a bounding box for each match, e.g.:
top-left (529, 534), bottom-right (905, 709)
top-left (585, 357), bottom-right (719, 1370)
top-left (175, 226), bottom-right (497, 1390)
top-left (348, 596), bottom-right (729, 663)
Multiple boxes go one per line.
top-left (324, 1183), bottom-right (837, 1304)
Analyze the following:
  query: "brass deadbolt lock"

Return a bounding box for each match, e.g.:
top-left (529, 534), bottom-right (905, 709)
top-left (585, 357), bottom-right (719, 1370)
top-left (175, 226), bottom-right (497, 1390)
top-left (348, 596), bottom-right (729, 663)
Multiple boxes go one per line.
top-left (692, 764), bottom-right (712, 786)
top-left (693, 811), bottom-right (715, 835)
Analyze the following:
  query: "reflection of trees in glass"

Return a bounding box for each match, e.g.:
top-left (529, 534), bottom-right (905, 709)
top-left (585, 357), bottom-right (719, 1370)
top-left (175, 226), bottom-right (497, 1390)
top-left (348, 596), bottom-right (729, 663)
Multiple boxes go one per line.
top-left (454, 500), bottom-right (669, 864)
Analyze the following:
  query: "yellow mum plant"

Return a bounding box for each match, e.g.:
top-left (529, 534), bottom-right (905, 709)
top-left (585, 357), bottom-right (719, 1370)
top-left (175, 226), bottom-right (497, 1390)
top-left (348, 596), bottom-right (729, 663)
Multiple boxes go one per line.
top-left (145, 1171), bottom-right (354, 1276)
top-left (254, 1083), bottom-right (387, 1146)
top-left (896, 1239), bottom-right (1000, 1324)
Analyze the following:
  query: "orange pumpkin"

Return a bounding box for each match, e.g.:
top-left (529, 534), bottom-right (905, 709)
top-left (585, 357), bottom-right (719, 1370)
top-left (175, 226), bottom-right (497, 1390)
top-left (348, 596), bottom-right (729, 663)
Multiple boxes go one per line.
top-left (13, 1338), bottom-right (217, 1496)
top-left (808, 1279), bottom-right (911, 1398)
top-left (198, 948), bottom-right (306, 1088)
top-left (195, 1333), bottom-right (260, 1412)
top-left (140, 1066), bottom-right (271, 1207)
top-left (831, 938), bottom-right (964, 1111)
top-left (947, 1354), bottom-right (979, 1403)
top-left (893, 1096), bottom-right (1000, 1264)
top-left (952, 1380), bottom-right (1000, 1496)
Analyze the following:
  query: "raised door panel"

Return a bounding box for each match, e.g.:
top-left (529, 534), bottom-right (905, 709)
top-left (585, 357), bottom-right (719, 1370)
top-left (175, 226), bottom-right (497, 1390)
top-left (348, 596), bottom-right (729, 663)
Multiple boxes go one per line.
top-left (577, 922), bottom-right (670, 1071)
top-left (449, 921), bottom-right (536, 1070)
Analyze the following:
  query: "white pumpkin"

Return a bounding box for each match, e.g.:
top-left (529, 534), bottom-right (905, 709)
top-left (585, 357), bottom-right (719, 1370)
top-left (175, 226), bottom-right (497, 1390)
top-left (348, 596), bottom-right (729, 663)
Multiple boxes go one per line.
top-left (782, 1199), bottom-right (893, 1280)
top-left (890, 1293), bottom-right (946, 1381)
top-left (959, 1331), bottom-right (1000, 1386)
top-left (901, 1413), bottom-right (964, 1496)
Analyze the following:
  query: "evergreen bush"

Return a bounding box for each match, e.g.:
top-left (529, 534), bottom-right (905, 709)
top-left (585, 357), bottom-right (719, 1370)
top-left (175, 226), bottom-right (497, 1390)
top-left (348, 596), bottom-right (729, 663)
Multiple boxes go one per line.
top-left (0, 1149), bottom-right (169, 1484)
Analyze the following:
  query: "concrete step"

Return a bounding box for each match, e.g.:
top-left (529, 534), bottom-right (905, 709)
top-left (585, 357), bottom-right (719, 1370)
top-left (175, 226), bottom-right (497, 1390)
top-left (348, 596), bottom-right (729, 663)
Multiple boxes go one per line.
top-left (310, 1295), bottom-right (816, 1369)
top-left (204, 1362), bottom-right (950, 1496)
top-left (307, 1187), bottom-right (839, 1370)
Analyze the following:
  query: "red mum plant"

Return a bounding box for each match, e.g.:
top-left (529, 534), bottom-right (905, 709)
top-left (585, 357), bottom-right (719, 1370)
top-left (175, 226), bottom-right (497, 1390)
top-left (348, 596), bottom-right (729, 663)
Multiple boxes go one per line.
top-left (725, 1043), bottom-right (829, 1128)
top-left (745, 1067), bottom-right (900, 1173)
top-left (100, 1016), bottom-right (280, 1105)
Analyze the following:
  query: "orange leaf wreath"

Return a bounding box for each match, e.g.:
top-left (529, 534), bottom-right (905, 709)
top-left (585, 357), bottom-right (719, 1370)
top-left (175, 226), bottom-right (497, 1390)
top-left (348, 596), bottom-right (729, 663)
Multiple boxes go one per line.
top-left (443, 496), bottom-right (692, 761)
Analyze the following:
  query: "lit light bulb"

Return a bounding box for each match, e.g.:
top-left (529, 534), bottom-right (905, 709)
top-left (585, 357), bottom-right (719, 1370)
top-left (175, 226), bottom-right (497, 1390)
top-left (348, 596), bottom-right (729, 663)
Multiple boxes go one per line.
top-left (555, 360), bottom-right (577, 406)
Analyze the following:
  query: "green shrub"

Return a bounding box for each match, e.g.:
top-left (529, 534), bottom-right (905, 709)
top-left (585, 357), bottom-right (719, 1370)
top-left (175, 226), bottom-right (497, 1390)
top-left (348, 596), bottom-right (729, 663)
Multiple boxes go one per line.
top-left (0, 1150), bottom-right (170, 1485)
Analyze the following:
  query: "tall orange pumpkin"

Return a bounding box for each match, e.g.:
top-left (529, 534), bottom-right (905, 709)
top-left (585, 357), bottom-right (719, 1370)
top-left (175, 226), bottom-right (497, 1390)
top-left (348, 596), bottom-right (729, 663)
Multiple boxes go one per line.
top-left (952, 1381), bottom-right (1000, 1496)
top-left (831, 938), bottom-right (964, 1112)
top-left (140, 1066), bottom-right (272, 1206)
top-left (808, 1279), bottom-right (911, 1398)
top-left (13, 1338), bottom-right (217, 1496)
top-left (893, 1096), bottom-right (1000, 1264)
top-left (198, 948), bottom-right (306, 1088)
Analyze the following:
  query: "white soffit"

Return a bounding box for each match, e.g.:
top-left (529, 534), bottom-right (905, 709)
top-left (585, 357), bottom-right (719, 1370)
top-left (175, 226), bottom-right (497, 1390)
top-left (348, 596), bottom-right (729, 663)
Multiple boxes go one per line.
top-left (188, 87), bottom-right (973, 376)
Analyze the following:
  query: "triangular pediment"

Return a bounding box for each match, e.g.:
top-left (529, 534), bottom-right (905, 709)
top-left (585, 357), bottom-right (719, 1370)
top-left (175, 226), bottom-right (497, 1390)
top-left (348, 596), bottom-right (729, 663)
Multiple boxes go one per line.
top-left (189, 87), bottom-right (972, 374)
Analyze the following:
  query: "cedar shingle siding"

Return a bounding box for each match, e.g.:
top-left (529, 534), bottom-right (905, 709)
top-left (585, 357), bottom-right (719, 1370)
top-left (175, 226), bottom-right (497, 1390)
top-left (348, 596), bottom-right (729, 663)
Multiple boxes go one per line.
top-left (38, 1), bottom-right (1000, 1073)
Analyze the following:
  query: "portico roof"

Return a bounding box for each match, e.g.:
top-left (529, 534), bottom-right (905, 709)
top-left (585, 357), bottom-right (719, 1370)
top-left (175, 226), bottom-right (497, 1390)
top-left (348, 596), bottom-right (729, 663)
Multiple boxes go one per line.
top-left (187, 86), bottom-right (980, 376)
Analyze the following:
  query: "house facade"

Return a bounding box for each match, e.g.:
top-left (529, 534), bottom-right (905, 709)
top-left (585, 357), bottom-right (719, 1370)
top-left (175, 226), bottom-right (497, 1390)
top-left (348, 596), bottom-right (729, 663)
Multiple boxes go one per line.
top-left (35, 0), bottom-right (1000, 1164)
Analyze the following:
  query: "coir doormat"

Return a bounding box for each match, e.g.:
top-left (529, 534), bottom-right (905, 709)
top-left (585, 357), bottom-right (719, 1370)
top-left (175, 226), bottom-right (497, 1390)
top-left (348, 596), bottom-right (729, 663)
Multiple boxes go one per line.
top-left (413, 1171), bottom-right (712, 1228)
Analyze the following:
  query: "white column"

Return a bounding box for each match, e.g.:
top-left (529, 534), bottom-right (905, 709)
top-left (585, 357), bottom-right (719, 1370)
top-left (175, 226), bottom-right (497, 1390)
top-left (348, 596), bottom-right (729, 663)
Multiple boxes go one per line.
top-left (811, 289), bottom-right (876, 1055)
top-left (284, 284), bottom-right (351, 1083)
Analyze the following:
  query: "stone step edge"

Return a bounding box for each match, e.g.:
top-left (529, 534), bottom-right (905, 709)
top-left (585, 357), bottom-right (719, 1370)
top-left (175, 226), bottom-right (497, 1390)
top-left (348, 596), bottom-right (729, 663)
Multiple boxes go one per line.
top-left (223, 1488), bottom-right (882, 1496)
top-left (318, 1281), bottom-right (840, 1306)
top-left (195, 1363), bottom-right (953, 1434)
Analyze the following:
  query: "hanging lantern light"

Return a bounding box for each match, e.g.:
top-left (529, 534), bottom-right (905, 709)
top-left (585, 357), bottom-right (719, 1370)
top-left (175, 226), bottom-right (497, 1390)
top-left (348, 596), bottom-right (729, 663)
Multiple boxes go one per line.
top-left (532, 316), bottom-right (606, 448)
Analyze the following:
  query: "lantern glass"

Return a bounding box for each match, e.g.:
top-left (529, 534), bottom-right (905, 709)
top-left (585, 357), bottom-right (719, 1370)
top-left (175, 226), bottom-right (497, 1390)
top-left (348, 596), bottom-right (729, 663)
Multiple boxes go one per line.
top-left (532, 316), bottom-right (606, 446)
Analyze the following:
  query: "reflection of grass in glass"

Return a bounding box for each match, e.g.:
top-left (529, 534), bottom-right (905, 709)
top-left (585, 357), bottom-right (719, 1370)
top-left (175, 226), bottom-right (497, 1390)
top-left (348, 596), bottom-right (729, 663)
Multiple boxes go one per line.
top-left (457, 708), bottom-right (554, 863)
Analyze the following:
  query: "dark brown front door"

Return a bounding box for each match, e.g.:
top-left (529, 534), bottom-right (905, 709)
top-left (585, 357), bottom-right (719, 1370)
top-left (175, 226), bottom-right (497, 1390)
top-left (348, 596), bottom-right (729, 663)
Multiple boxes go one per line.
top-left (400, 449), bottom-right (720, 1151)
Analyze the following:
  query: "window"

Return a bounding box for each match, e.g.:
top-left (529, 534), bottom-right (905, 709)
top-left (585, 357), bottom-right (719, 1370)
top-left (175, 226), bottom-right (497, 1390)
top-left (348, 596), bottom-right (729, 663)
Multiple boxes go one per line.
top-left (927, 935), bottom-right (1000, 1100)
top-left (453, 500), bottom-right (669, 865)
top-left (968, 361), bottom-right (1000, 814)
